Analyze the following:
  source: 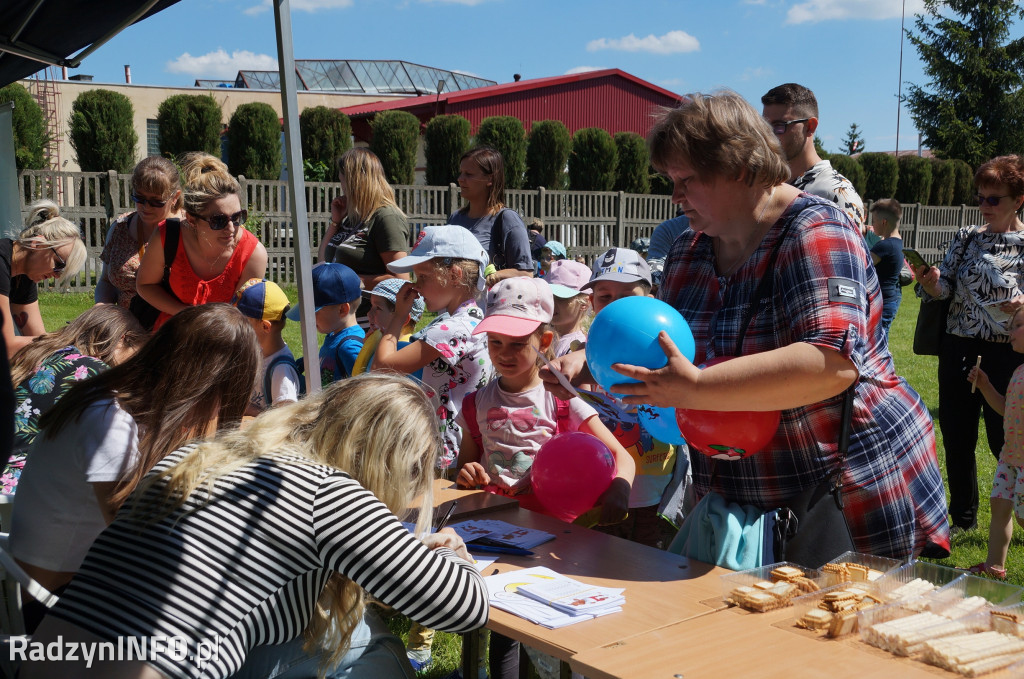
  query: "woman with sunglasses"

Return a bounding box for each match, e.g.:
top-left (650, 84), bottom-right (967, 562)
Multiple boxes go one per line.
top-left (136, 153), bottom-right (268, 331)
top-left (914, 154), bottom-right (1024, 534)
top-left (0, 200), bottom-right (86, 357)
top-left (95, 156), bottom-right (184, 314)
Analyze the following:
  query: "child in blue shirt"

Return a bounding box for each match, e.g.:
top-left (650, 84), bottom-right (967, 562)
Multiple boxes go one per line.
top-left (287, 263), bottom-right (365, 386)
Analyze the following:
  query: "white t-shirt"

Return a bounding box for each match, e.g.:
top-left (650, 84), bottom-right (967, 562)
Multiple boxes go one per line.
top-left (250, 344), bottom-right (300, 412)
top-left (420, 299), bottom-right (492, 469)
top-left (457, 380), bottom-right (597, 492)
top-left (10, 398), bottom-right (138, 572)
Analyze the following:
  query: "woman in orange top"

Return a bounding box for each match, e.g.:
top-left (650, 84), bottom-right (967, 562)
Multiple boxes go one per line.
top-left (136, 153), bottom-right (268, 330)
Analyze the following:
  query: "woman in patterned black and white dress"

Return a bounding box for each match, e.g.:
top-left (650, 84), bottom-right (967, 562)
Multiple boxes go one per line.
top-left (915, 155), bottom-right (1024, 533)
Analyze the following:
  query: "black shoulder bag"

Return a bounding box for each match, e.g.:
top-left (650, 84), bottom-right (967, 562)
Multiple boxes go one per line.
top-left (128, 218), bottom-right (181, 331)
top-left (912, 229), bottom-right (977, 356)
top-left (727, 211), bottom-right (856, 567)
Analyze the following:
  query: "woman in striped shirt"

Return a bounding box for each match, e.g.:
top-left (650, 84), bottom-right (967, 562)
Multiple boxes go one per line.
top-left (22, 374), bottom-right (488, 679)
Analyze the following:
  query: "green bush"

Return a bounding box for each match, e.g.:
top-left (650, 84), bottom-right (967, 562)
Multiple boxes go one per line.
top-left (68, 89), bottom-right (137, 172)
top-left (649, 167), bottom-right (672, 195)
top-left (299, 106), bottom-right (352, 168)
top-left (828, 154), bottom-right (866, 199)
top-left (950, 159), bottom-right (975, 205)
top-left (157, 94), bottom-right (222, 158)
top-left (614, 132), bottom-right (650, 194)
top-left (0, 83), bottom-right (47, 170)
top-left (227, 102), bottom-right (281, 180)
top-left (568, 127), bottom-right (617, 191)
top-left (475, 116), bottom-right (527, 189)
top-left (896, 155), bottom-right (933, 204)
top-left (928, 159), bottom-right (956, 206)
top-left (370, 110), bottom-right (419, 185)
top-left (525, 120), bottom-right (571, 190)
top-left (858, 152), bottom-right (899, 201)
top-left (424, 114), bottom-right (470, 186)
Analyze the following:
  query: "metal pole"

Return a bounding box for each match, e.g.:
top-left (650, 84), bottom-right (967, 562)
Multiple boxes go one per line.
top-left (273, 0), bottom-right (321, 394)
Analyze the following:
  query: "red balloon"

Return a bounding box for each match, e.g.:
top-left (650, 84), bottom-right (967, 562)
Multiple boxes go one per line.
top-left (531, 432), bottom-right (617, 522)
top-left (675, 357), bottom-right (782, 460)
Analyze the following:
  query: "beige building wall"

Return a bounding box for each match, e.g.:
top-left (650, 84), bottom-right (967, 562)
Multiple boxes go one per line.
top-left (20, 78), bottom-right (404, 172)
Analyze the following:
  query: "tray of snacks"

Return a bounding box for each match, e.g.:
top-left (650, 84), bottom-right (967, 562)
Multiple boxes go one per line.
top-left (819, 550), bottom-right (902, 588)
top-left (930, 574), bottom-right (1024, 611)
top-left (792, 581), bottom-right (886, 638)
top-left (859, 598), bottom-right (992, 657)
top-left (918, 603), bottom-right (1024, 676)
top-left (721, 562), bottom-right (821, 613)
top-left (873, 560), bottom-right (964, 604)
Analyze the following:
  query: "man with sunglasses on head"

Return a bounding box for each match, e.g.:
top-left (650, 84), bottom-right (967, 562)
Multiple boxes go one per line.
top-left (762, 83), bottom-right (867, 236)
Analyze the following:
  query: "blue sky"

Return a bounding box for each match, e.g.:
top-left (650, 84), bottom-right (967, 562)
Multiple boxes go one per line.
top-left (51, 0), bottom-right (990, 155)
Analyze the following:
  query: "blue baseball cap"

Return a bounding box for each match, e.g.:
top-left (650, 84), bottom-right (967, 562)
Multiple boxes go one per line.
top-left (286, 263), bottom-right (362, 321)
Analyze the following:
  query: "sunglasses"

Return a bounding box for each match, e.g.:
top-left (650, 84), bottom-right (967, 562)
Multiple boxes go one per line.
top-left (130, 192), bottom-right (169, 209)
top-left (50, 246), bottom-right (66, 275)
top-left (768, 118), bottom-right (810, 135)
top-left (976, 194), bottom-right (1008, 207)
top-left (194, 209), bottom-right (248, 231)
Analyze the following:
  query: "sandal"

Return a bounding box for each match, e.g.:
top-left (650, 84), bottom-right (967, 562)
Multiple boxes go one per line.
top-left (967, 562), bottom-right (1007, 580)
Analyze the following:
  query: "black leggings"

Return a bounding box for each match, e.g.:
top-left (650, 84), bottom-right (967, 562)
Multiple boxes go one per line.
top-left (938, 333), bottom-right (1024, 528)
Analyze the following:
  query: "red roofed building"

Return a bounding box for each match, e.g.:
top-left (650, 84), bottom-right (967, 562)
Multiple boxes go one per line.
top-left (341, 68), bottom-right (681, 144)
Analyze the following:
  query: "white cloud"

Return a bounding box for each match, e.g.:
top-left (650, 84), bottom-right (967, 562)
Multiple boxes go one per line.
top-left (786, 0), bottom-right (926, 24)
top-left (565, 66), bottom-right (605, 75)
top-left (166, 49), bottom-right (279, 79)
top-left (586, 30), bottom-right (700, 55)
top-left (740, 67), bottom-right (770, 81)
top-left (244, 0), bottom-right (352, 15)
top-left (659, 77), bottom-right (685, 88)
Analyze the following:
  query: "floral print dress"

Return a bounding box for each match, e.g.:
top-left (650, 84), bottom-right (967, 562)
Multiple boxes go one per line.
top-left (3, 346), bottom-right (108, 494)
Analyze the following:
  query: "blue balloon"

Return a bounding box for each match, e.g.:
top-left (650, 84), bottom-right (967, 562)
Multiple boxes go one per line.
top-left (637, 404), bottom-right (686, 445)
top-left (585, 296), bottom-right (695, 395)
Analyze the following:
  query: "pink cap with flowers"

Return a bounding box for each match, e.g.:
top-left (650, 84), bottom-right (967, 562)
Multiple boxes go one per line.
top-left (473, 277), bottom-right (554, 337)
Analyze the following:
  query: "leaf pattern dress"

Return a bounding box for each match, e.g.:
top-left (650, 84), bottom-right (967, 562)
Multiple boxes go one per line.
top-left (2, 346), bottom-right (108, 494)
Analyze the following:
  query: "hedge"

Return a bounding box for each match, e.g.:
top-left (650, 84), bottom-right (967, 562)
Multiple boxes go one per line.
top-left (614, 132), bottom-right (650, 194)
top-left (227, 102), bottom-right (281, 180)
top-left (858, 152), bottom-right (899, 201)
top-left (299, 106), bottom-right (352, 169)
top-left (425, 114), bottom-right (470, 186)
top-left (896, 155), bottom-right (933, 204)
top-left (525, 120), bottom-right (571, 190)
top-left (0, 83), bottom-right (47, 170)
top-left (475, 116), bottom-right (527, 189)
top-left (69, 89), bottom-right (137, 173)
top-left (157, 94), bottom-right (222, 158)
top-left (568, 127), bottom-right (617, 191)
top-left (370, 110), bottom-right (419, 185)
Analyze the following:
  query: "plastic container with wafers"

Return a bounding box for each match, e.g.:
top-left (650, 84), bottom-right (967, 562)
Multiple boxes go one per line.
top-left (720, 562), bottom-right (822, 613)
top-left (792, 580), bottom-right (886, 637)
top-left (819, 550), bottom-right (902, 588)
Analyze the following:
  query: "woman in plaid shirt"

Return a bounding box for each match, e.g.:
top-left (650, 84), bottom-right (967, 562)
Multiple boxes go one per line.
top-left (607, 91), bottom-right (949, 560)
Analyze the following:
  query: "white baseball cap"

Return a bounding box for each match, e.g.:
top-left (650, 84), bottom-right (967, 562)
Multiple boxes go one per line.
top-left (387, 224), bottom-right (490, 290)
top-left (580, 247), bottom-right (653, 291)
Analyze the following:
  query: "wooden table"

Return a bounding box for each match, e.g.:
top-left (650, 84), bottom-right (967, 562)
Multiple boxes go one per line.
top-left (569, 604), bottom-right (948, 679)
top-left (444, 492), bottom-right (730, 677)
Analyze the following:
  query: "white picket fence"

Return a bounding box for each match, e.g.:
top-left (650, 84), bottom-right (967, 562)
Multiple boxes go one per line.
top-left (16, 169), bottom-right (983, 291)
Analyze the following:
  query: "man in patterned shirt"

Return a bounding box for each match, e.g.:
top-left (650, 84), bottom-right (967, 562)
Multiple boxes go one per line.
top-left (762, 83), bottom-right (867, 230)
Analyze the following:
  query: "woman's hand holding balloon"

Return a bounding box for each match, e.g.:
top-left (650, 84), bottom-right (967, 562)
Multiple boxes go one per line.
top-left (611, 331), bottom-right (701, 409)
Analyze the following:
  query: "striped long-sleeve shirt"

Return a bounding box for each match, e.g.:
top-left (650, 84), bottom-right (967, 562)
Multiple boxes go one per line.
top-left (47, 447), bottom-right (489, 679)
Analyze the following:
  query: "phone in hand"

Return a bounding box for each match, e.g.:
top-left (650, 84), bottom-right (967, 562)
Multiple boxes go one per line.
top-left (902, 248), bottom-right (930, 270)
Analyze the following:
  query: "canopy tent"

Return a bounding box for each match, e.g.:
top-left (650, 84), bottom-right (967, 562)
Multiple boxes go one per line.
top-left (0, 0), bottom-right (321, 393)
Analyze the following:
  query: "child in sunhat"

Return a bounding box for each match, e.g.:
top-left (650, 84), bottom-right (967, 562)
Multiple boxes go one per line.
top-left (454, 276), bottom-right (634, 679)
top-left (374, 224), bottom-right (494, 470)
top-left (233, 278), bottom-right (301, 415)
top-left (536, 239), bottom-right (566, 277)
top-left (286, 262), bottom-right (365, 386)
top-left (351, 277), bottom-right (425, 377)
top-left (544, 259), bottom-right (593, 356)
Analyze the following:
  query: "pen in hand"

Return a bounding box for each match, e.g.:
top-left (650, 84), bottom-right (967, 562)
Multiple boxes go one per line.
top-left (435, 500), bottom-right (457, 532)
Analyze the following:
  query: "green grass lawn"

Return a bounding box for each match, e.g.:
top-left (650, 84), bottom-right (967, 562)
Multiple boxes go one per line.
top-left (35, 288), bottom-right (1024, 677)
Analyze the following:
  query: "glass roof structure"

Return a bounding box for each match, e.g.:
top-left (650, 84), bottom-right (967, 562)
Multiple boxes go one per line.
top-left (233, 60), bottom-right (495, 94)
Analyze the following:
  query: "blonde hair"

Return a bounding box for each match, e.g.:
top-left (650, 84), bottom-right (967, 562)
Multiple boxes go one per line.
top-left (647, 90), bottom-right (791, 189)
top-left (555, 293), bottom-right (591, 335)
top-left (179, 152), bottom-right (242, 216)
top-left (10, 305), bottom-right (146, 385)
top-left (431, 257), bottom-right (481, 294)
top-left (17, 200), bottom-right (87, 284)
top-left (131, 374), bottom-right (440, 673)
top-left (132, 156), bottom-right (184, 212)
top-left (336, 148), bottom-right (399, 224)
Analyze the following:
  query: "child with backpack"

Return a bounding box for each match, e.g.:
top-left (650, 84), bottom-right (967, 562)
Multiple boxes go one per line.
top-left (455, 276), bottom-right (634, 517)
top-left (454, 276), bottom-right (634, 679)
top-left (232, 278), bottom-right (301, 415)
